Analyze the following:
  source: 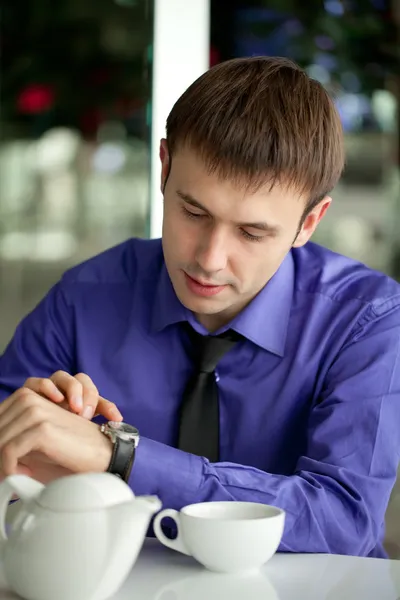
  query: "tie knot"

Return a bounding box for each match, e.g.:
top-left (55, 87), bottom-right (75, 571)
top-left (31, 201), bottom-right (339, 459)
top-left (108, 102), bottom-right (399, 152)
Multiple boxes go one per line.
top-left (186, 326), bottom-right (241, 373)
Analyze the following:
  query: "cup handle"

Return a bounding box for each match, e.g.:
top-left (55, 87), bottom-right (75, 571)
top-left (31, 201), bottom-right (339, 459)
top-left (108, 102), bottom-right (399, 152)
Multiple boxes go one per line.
top-left (153, 509), bottom-right (191, 556)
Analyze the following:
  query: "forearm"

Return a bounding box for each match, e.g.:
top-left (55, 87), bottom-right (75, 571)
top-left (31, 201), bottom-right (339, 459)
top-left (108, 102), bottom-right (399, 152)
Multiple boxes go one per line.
top-left (130, 437), bottom-right (385, 556)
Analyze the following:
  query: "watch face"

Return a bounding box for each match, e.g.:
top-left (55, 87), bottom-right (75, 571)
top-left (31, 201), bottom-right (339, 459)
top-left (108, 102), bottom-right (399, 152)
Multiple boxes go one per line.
top-left (108, 421), bottom-right (139, 442)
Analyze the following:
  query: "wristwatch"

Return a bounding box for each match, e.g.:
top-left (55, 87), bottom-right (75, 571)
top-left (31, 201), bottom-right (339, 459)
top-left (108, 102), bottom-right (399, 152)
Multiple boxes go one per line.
top-left (100, 421), bottom-right (140, 482)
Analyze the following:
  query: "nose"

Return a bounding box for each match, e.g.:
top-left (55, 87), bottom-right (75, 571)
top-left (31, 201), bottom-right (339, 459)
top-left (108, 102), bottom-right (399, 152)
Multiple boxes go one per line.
top-left (195, 227), bottom-right (228, 275)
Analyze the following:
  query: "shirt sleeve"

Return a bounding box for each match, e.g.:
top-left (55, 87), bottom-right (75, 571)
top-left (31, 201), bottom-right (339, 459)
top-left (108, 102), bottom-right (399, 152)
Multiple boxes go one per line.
top-left (131, 303), bottom-right (400, 556)
top-left (0, 281), bottom-right (75, 401)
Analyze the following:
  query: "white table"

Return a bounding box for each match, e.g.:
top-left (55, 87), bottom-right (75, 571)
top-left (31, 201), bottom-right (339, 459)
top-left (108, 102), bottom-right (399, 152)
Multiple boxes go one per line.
top-left (118, 539), bottom-right (400, 600)
top-left (0, 539), bottom-right (399, 600)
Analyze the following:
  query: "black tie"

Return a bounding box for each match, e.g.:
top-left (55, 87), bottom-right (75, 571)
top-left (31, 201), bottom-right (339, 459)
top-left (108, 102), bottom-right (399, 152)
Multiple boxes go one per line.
top-left (177, 326), bottom-right (241, 462)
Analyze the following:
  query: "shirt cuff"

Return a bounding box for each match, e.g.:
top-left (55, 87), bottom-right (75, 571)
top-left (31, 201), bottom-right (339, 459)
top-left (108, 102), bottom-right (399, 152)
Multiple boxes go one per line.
top-left (129, 436), bottom-right (204, 509)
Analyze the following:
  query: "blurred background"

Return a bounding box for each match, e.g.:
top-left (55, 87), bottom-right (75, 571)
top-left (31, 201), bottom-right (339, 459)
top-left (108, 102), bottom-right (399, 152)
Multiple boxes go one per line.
top-left (0, 0), bottom-right (399, 351)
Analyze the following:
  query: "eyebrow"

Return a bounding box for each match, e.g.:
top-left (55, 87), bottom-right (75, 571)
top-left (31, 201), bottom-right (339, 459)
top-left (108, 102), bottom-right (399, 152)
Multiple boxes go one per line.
top-left (176, 190), bottom-right (281, 235)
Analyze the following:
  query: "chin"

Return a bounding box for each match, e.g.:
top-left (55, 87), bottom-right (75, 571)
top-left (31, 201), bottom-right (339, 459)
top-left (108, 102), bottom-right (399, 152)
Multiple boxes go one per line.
top-left (178, 289), bottom-right (218, 312)
top-left (175, 285), bottom-right (223, 314)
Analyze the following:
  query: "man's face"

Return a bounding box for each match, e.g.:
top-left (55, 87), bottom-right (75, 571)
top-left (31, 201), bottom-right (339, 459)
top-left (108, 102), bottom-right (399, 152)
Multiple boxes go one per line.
top-left (161, 141), bottom-right (330, 331)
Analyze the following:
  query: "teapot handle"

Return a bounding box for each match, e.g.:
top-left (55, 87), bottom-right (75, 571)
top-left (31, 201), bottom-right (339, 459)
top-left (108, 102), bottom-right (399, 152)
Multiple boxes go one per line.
top-left (0, 475), bottom-right (44, 544)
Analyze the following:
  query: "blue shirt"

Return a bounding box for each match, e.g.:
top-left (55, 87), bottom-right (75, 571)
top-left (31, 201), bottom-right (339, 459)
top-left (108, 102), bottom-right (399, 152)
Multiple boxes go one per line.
top-left (1, 238), bottom-right (400, 558)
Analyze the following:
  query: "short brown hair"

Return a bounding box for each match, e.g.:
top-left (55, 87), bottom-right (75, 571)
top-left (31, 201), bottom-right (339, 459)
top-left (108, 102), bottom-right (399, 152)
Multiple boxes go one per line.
top-left (166, 56), bottom-right (345, 213)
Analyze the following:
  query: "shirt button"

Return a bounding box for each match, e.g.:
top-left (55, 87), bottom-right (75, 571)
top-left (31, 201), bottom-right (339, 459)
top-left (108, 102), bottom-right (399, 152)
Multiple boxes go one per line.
top-left (215, 371), bottom-right (220, 382)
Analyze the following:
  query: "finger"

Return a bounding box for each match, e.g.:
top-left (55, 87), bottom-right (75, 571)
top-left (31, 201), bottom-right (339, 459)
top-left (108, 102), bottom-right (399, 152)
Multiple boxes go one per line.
top-left (94, 397), bottom-right (123, 422)
top-left (23, 377), bottom-right (65, 404)
top-left (74, 373), bottom-right (99, 420)
top-left (0, 394), bottom-right (48, 450)
top-left (0, 421), bottom-right (55, 476)
top-left (0, 386), bottom-right (28, 417)
top-left (0, 388), bottom-right (44, 434)
top-left (74, 374), bottom-right (122, 422)
top-left (49, 371), bottom-right (84, 414)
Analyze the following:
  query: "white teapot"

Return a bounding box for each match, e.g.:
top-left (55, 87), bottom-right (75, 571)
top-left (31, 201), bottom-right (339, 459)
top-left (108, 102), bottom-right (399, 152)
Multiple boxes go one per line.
top-left (0, 472), bottom-right (161, 600)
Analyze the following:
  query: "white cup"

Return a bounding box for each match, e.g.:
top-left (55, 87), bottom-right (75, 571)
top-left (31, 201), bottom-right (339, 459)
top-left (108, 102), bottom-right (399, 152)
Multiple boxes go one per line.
top-left (153, 501), bottom-right (285, 574)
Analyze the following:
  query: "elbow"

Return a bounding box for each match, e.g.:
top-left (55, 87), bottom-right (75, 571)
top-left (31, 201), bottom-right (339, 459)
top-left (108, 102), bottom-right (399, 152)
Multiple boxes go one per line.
top-left (278, 495), bottom-right (382, 557)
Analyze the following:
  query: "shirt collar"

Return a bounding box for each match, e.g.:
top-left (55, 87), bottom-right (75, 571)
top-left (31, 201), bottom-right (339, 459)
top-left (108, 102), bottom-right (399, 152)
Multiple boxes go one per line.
top-left (151, 264), bottom-right (189, 332)
top-left (227, 252), bottom-right (294, 356)
top-left (151, 252), bottom-right (294, 357)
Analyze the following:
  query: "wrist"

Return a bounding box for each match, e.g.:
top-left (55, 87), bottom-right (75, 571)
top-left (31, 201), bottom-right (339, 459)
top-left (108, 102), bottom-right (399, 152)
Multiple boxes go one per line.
top-left (99, 421), bottom-right (140, 482)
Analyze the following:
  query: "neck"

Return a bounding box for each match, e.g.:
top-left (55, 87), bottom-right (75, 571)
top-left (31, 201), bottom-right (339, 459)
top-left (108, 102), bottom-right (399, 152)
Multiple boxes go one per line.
top-left (195, 304), bottom-right (243, 333)
top-left (195, 314), bottom-right (225, 333)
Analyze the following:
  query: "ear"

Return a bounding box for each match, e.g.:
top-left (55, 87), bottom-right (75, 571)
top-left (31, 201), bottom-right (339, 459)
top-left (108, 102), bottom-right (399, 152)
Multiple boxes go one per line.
top-left (293, 196), bottom-right (331, 248)
top-left (159, 138), bottom-right (170, 193)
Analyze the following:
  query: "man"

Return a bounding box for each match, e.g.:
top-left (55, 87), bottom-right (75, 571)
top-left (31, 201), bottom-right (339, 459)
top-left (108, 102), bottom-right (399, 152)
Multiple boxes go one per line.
top-left (0, 56), bottom-right (399, 557)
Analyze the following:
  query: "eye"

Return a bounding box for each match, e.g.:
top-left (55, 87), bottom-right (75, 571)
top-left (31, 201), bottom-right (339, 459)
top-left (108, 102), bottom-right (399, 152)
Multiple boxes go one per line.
top-left (240, 229), bottom-right (264, 242)
top-left (181, 205), bottom-right (205, 219)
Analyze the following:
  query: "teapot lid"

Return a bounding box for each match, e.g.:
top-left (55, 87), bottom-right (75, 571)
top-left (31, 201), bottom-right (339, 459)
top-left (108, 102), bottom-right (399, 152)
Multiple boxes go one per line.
top-left (36, 472), bottom-right (135, 512)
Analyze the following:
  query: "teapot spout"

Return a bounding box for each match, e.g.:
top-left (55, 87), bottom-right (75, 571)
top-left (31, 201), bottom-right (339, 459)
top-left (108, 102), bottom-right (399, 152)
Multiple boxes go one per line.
top-left (109, 494), bottom-right (162, 543)
top-left (97, 496), bottom-right (162, 599)
top-left (133, 495), bottom-right (162, 516)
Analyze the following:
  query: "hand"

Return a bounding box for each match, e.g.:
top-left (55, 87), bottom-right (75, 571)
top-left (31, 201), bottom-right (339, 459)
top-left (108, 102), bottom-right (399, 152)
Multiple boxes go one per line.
top-left (2, 453), bottom-right (76, 485)
top-left (0, 386), bottom-right (113, 479)
top-left (23, 371), bottom-right (122, 422)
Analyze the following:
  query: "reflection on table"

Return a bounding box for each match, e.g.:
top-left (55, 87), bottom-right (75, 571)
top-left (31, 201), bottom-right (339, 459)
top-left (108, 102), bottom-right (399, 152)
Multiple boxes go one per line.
top-left (119, 539), bottom-right (399, 600)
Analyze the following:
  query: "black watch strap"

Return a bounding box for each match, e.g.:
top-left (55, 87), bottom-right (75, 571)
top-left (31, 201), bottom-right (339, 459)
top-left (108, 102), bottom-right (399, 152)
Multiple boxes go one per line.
top-left (107, 437), bottom-right (136, 482)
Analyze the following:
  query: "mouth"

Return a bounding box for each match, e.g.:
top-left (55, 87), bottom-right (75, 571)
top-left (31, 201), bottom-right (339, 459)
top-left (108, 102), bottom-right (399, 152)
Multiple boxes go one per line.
top-left (183, 272), bottom-right (227, 298)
